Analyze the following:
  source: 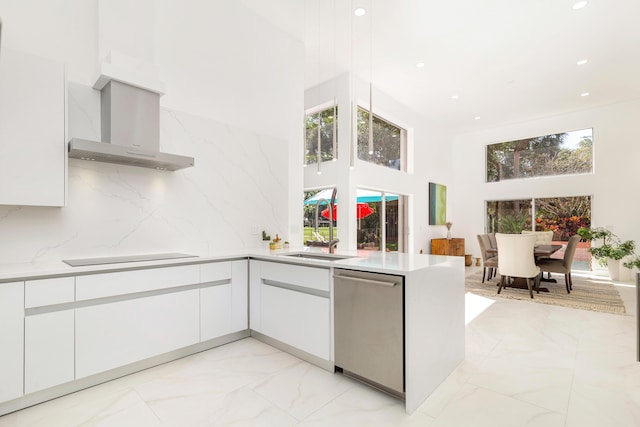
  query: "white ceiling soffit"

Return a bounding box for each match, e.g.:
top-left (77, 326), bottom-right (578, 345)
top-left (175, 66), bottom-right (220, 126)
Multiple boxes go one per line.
top-left (303, 0), bottom-right (640, 132)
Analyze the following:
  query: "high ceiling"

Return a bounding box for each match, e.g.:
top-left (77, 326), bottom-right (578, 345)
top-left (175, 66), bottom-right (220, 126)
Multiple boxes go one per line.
top-left (248, 0), bottom-right (640, 133)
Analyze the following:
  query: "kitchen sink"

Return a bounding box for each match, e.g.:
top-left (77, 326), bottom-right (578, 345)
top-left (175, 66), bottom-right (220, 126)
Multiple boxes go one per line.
top-left (280, 252), bottom-right (356, 262)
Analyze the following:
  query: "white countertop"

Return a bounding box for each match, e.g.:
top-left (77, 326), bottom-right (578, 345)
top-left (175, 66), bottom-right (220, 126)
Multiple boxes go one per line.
top-left (0, 247), bottom-right (463, 283)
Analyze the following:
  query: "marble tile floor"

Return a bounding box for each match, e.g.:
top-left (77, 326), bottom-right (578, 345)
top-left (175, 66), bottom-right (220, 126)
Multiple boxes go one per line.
top-left (1, 271), bottom-right (638, 426)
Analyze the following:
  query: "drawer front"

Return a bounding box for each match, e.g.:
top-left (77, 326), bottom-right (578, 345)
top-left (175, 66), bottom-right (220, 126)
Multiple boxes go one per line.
top-left (25, 276), bottom-right (75, 308)
top-left (260, 261), bottom-right (329, 292)
top-left (76, 265), bottom-right (200, 300)
top-left (75, 289), bottom-right (200, 378)
top-left (260, 283), bottom-right (330, 360)
top-left (200, 261), bottom-right (232, 283)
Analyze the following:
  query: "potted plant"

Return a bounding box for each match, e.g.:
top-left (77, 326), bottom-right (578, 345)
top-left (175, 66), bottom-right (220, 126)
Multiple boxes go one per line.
top-left (624, 256), bottom-right (640, 277)
top-left (577, 227), bottom-right (635, 280)
top-left (270, 234), bottom-right (283, 250)
top-left (262, 230), bottom-right (271, 249)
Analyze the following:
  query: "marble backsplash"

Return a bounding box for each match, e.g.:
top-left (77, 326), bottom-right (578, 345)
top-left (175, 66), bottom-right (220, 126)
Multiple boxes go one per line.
top-left (0, 83), bottom-right (289, 264)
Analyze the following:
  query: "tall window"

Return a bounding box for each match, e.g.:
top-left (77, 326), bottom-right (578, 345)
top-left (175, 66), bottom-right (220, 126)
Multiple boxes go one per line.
top-left (302, 188), bottom-right (336, 245)
top-left (302, 188), bottom-right (407, 253)
top-left (305, 106), bottom-right (337, 164)
top-left (486, 196), bottom-right (591, 270)
top-left (357, 107), bottom-right (406, 171)
top-left (486, 128), bottom-right (593, 182)
top-left (356, 189), bottom-right (407, 253)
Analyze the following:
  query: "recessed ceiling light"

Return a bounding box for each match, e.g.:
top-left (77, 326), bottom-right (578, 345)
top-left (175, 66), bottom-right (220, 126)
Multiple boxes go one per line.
top-left (577, 59), bottom-right (588, 65)
top-left (416, 62), bottom-right (425, 68)
top-left (581, 92), bottom-right (590, 97)
top-left (573, 1), bottom-right (587, 10)
top-left (354, 7), bottom-right (366, 16)
top-left (474, 116), bottom-right (481, 120)
top-left (451, 95), bottom-right (459, 100)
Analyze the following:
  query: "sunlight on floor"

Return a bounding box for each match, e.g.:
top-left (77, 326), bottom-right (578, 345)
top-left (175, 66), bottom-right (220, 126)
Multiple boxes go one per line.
top-left (612, 282), bottom-right (636, 288)
top-left (465, 292), bottom-right (495, 325)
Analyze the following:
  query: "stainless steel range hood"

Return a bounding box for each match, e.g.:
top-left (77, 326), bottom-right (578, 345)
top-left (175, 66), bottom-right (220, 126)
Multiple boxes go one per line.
top-left (68, 79), bottom-right (194, 171)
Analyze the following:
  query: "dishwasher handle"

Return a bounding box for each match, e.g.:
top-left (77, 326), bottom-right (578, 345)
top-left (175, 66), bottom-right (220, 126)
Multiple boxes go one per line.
top-left (333, 275), bottom-right (398, 287)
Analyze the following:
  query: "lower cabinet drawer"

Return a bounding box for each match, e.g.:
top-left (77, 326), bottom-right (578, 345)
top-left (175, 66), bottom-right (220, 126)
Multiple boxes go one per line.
top-left (75, 290), bottom-right (200, 378)
top-left (200, 284), bottom-right (233, 341)
top-left (260, 283), bottom-right (330, 360)
top-left (24, 311), bottom-right (75, 394)
top-left (75, 265), bottom-right (200, 301)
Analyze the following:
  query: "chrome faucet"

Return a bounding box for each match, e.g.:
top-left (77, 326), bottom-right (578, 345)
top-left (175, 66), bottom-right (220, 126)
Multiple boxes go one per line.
top-left (313, 188), bottom-right (340, 253)
top-left (329, 237), bottom-right (340, 253)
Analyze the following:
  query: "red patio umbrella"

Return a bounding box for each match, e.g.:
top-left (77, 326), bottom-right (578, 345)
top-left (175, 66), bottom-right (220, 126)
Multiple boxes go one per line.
top-left (321, 203), bottom-right (374, 221)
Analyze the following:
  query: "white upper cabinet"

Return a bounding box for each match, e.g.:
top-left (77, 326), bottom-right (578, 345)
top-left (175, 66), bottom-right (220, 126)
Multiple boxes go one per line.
top-left (0, 48), bottom-right (66, 207)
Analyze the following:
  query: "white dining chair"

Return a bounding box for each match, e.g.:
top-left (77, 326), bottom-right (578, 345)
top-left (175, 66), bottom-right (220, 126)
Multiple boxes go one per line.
top-left (495, 233), bottom-right (540, 298)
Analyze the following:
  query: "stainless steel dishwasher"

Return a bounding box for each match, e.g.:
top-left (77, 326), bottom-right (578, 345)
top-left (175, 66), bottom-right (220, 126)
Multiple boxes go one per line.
top-left (333, 268), bottom-right (404, 397)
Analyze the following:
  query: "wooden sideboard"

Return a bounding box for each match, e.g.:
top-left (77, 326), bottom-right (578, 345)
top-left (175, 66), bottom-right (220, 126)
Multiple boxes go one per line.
top-left (431, 238), bottom-right (465, 257)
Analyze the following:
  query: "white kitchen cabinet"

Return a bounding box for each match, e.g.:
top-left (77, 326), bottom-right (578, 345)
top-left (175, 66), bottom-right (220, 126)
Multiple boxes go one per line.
top-left (0, 282), bottom-right (24, 402)
top-left (200, 260), bottom-right (248, 341)
top-left (0, 48), bottom-right (66, 207)
top-left (200, 284), bottom-right (233, 340)
top-left (25, 276), bottom-right (75, 307)
top-left (75, 264), bottom-right (200, 300)
top-left (260, 282), bottom-right (331, 360)
top-left (24, 277), bottom-right (75, 394)
top-left (25, 311), bottom-right (75, 394)
top-left (230, 260), bottom-right (248, 332)
top-left (249, 260), bottom-right (331, 361)
top-left (75, 289), bottom-right (200, 378)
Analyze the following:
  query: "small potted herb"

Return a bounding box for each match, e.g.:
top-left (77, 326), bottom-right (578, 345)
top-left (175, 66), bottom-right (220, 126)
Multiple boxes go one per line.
top-left (262, 230), bottom-right (271, 249)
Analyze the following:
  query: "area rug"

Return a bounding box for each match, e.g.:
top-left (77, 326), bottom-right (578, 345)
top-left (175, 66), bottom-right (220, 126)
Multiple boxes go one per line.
top-left (465, 271), bottom-right (626, 315)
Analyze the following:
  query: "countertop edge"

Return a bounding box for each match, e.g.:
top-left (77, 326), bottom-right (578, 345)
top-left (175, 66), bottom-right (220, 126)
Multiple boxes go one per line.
top-left (0, 249), bottom-right (464, 283)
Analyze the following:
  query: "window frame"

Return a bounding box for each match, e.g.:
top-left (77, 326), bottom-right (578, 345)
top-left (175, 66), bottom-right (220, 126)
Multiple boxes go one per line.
top-left (356, 105), bottom-right (408, 173)
top-left (485, 128), bottom-right (594, 183)
top-left (304, 101), bottom-right (339, 165)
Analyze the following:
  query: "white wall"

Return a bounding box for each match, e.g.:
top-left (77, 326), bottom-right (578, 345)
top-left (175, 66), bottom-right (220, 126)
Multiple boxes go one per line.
top-left (304, 74), bottom-right (454, 253)
top-left (0, 0), bottom-right (302, 263)
top-left (450, 99), bottom-right (640, 260)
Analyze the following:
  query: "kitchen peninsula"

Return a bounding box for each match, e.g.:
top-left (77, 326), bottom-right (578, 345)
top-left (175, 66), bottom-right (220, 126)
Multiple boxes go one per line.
top-left (0, 248), bottom-right (464, 416)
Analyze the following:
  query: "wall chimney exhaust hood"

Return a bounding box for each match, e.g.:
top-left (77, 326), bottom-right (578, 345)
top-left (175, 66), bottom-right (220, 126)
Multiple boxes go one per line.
top-left (68, 76), bottom-right (194, 171)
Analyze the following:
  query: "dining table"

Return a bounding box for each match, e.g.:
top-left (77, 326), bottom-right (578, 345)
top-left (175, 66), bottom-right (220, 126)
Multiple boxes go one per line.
top-left (485, 244), bottom-right (563, 259)
top-left (486, 244), bottom-right (564, 292)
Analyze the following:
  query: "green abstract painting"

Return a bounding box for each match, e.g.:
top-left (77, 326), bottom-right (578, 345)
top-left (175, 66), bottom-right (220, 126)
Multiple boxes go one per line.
top-left (429, 182), bottom-right (447, 225)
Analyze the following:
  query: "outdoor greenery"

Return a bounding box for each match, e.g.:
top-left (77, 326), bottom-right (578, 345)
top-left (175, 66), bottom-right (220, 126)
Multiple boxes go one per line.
top-left (486, 199), bottom-right (531, 234)
top-left (577, 227), bottom-right (636, 267)
top-left (487, 130), bottom-right (592, 182)
top-left (534, 196), bottom-right (591, 240)
top-left (357, 107), bottom-right (403, 171)
top-left (496, 211), bottom-right (531, 234)
top-left (303, 227), bottom-right (336, 242)
top-left (487, 196), bottom-right (591, 241)
top-left (305, 107), bottom-right (338, 164)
